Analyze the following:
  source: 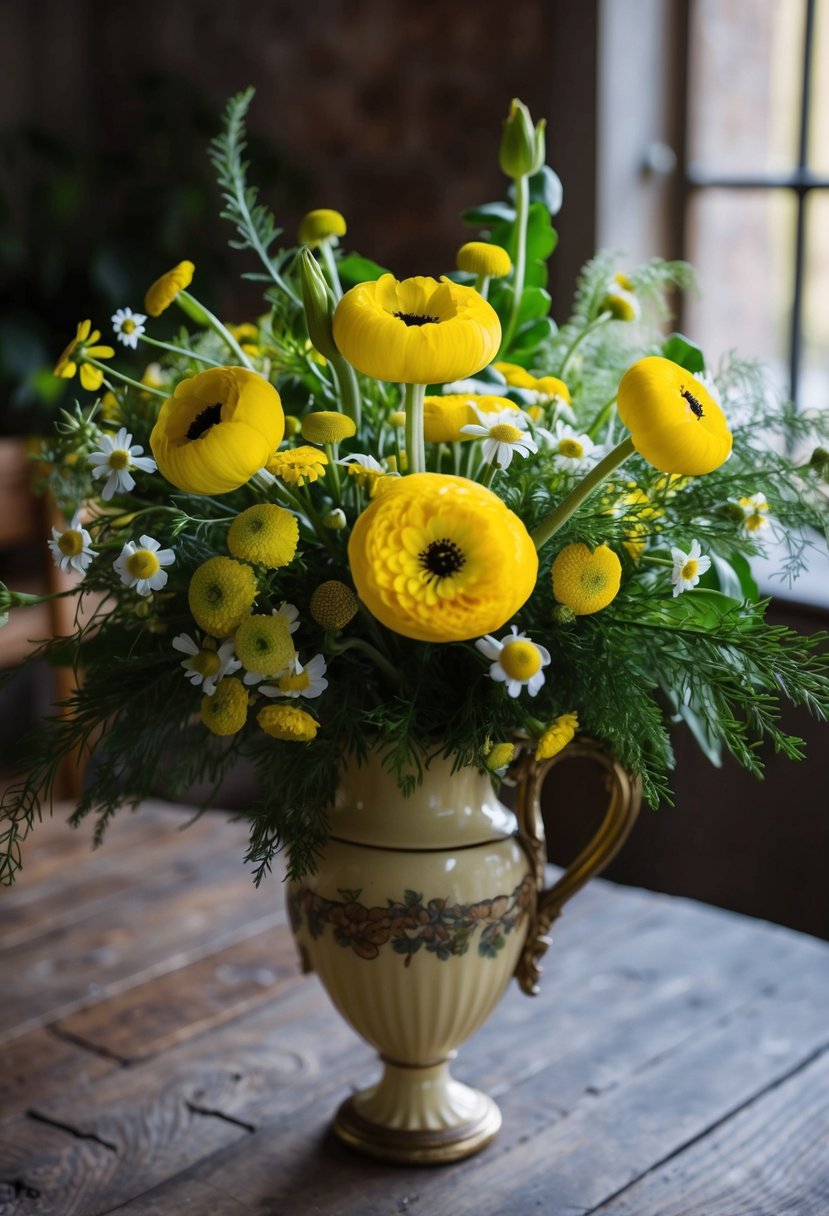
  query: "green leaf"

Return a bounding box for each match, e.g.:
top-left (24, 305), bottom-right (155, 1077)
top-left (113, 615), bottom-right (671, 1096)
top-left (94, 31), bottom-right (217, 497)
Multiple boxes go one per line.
top-left (670, 696), bottom-right (723, 767)
top-left (625, 589), bottom-right (743, 633)
top-left (461, 202), bottom-right (516, 226)
top-left (516, 287), bottom-right (552, 327)
top-left (662, 333), bottom-right (705, 374)
top-left (528, 165), bottom-right (563, 216)
top-left (337, 253), bottom-right (388, 285)
top-left (506, 317), bottom-right (556, 361)
top-left (525, 204), bottom-right (558, 262)
top-left (726, 551), bottom-right (759, 603)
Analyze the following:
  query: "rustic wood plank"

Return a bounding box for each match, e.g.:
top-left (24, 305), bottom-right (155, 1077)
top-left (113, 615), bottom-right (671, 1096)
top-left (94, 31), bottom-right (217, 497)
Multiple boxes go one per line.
top-left (592, 1046), bottom-right (829, 1215)
top-left (0, 1030), bottom-right (116, 1124)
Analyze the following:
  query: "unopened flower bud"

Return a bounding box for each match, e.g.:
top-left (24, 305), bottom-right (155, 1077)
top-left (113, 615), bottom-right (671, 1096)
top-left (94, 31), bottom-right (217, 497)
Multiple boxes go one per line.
top-left (284, 415), bottom-right (302, 437)
top-left (550, 603), bottom-right (576, 626)
top-left (323, 508), bottom-right (347, 531)
top-left (484, 742), bottom-right (515, 773)
top-left (500, 99), bottom-right (545, 178)
top-left (299, 247), bottom-right (339, 361)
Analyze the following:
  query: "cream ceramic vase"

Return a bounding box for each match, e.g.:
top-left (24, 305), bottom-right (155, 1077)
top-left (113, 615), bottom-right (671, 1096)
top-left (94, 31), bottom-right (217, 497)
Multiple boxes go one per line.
top-left (288, 742), bottom-right (640, 1165)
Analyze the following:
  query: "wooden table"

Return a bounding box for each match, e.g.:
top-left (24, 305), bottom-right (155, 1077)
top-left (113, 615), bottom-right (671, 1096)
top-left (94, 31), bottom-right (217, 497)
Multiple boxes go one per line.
top-left (2, 802), bottom-right (829, 1215)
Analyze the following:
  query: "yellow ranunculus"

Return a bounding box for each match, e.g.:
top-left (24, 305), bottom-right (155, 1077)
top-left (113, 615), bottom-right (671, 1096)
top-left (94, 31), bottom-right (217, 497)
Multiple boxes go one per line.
top-left (150, 366), bottom-right (285, 495)
top-left (332, 275), bottom-right (501, 385)
top-left (617, 357), bottom-right (732, 476)
top-left (423, 394), bottom-right (520, 443)
top-left (348, 472), bottom-right (538, 643)
top-left (145, 260), bottom-right (195, 317)
top-left (456, 242), bottom-right (512, 279)
top-left (298, 209), bottom-right (347, 247)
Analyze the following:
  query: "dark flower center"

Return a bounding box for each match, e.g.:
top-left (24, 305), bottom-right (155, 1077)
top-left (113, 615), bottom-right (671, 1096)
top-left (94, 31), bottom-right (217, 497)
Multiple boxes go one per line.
top-left (394, 311), bottom-right (439, 327)
top-left (680, 387), bottom-right (704, 419)
top-left (187, 402), bottom-right (223, 440)
top-left (420, 537), bottom-right (465, 579)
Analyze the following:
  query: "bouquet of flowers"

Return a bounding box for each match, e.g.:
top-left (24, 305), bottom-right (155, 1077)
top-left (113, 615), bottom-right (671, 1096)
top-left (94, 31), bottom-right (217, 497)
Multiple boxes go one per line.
top-left (2, 91), bottom-right (828, 885)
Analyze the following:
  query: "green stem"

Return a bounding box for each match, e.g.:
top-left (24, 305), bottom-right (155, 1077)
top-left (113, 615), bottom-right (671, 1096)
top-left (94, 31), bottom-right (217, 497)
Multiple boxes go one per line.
top-left (404, 382), bottom-right (427, 474)
top-left (531, 436), bottom-right (636, 550)
top-left (641, 555), bottom-right (673, 567)
top-left (138, 334), bottom-right (225, 367)
top-left (177, 291), bottom-right (255, 370)
top-left (6, 588), bottom-right (78, 609)
top-left (324, 443), bottom-right (342, 500)
top-left (452, 442), bottom-right (462, 475)
top-left (587, 393), bottom-right (618, 440)
top-left (319, 241), bottom-right (344, 301)
top-left (474, 273), bottom-right (491, 300)
top-left (333, 637), bottom-right (400, 685)
top-left (84, 359), bottom-right (167, 398)
top-left (479, 461), bottom-right (497, 489)
top-left (499, 173), bottom-right (529, 355)
top-left (558, 311), bottom-right (612, 379)
top-left (331, 355), bottom-right (361, 427)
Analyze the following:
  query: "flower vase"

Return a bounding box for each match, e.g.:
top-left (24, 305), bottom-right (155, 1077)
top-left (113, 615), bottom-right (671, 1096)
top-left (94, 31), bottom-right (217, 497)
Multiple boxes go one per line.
top-left (288, 742), bottom-right (640, 1165)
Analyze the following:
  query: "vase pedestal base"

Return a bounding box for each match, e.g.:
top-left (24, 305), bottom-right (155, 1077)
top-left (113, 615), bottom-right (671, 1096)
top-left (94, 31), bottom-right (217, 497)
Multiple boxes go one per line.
top-left (333, 1060), bottom-right (502, 1165)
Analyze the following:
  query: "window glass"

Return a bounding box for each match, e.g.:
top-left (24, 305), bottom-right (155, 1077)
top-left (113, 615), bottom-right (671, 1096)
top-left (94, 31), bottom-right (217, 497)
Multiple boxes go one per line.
top-left (802, 192), bottom-right (829, 412)
top-left (808, 0), bottom-right (829, 172)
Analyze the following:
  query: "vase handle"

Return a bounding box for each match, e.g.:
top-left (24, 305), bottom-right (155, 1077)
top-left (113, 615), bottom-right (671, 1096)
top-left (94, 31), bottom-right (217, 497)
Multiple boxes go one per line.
top-left (511, 739), bottom-right (641, 996)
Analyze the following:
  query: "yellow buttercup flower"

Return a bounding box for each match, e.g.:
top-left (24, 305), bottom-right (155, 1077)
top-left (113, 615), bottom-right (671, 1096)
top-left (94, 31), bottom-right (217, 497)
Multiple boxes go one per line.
top-left (617, 357), bottom-right (732, 476)
top-left (333, 275), bottom-right (501, 385)
top-left (301, 411), bottom-right (356, 445)
top-left (235, 614), bottom-right (295, 677)
top-left (309, 580), bottom-right (359, 631)
top-left (298, 209), bottom-right (347, 247)
top-left (456, 242), bottom-right (512, 279)
top-left (200, 676), bottom-right (249, 736)
top-left (266, 445), bottom-right (328, 487)
top-left (423, 394), bottom-right (520, 443)
top-left (257, 704), bottom-right (319, 741)
top-left (551, 543), bottom-right (621, 615)
top-left (535, 713), bottom-right (579, 761)
top-left (53, 320), bottom-right (115, 392)
top-left (227, 504), bottom-right (299, 568)
top-left (144, 260), bottom-right (195, 317)
top-left (151, 366), bottom-right (285, 495)
top-left (348, 472), bottom-right (538, 643)
top-left (189, 556), bottom-right (257, 637)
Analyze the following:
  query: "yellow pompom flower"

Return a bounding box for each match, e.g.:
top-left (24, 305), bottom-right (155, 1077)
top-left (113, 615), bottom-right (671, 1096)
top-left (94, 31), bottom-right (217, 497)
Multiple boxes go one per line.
top-left (309, 580), bottom-right (359, 631)
top-left (227, 505), bottom-right (299, 569)
top-left (535, 713), bottom-right (579, 761)
top-left (298, 209), bottom-right (347, 247)
top-left (484, 741), bottom-right (516, 772)
top-left (200, 676), bottom-right (249, 736)
top-left (348, 472), bottom-right (538, 643)
top-left (617, 357), bottom-right (732, 476)
top-left (257, 704), bottom-right (319, 742)
top-left (456, 242), bottom-right (512, 279)
top-left (189, 556), bottom-right (257, 637)
top-left (150, 366), bottom-right (285, 495)
top-left (235, 614), bottom-right (295, 677)
top-left (266, 445), bottom-right (329, 486)
top-left (53, 320), bottom-right (115, 392)
top-left (423, 394), bottom-right (520, 443)
top-left (551, 543), bottom-right (622, 615)
top-left (301, 411), bottom-right (357, 444)
top-left (144, 260), bottom-right (195, 317)
top-left (333, 275), bottom-right (501, 385)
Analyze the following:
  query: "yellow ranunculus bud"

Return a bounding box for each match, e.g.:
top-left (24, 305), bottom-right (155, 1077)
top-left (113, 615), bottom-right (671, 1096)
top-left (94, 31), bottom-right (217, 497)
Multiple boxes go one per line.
top-left (484, 742), bottom-right (516, 772)
top-left (493, 360), bottom-right (537, 390)
top-left (535, 713), bottom-right (579, 761)
top-left (301, 411), bottom-right (357, 445)
top-left (144, 261), bottom-right (195, 317)
top-left (151, 366), bottom-right (285, 495)
top-left (551, 543), bottom-right (621, 616)
top-left (348, 473), bottom-right (538, 643)
top-left (257, 704), bottom-right (319, 741)
top-left (333, 275), bottom-right (501, 386)
top-left (299, 247), bottom-right (339, 361)
top-left (423, 394), bottom-right (520, 443)
top-left (456, 242), bottom-right (512, 279)
top-left (309, 580), bottom-right (359, 631)
top-left (297, 209), bottom-right (347, 247)
top-left (617, 357), bottom-right (732, 476)
top-left (499, 99), bottom-right (545, 178)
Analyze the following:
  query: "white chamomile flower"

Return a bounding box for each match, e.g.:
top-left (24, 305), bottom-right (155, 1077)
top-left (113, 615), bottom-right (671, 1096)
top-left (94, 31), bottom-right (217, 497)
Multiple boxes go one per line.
top-left (113, 534), bottom-right (175, 597)
top-left (460, 407), bottom-right (538, 470)
top-left (274, 601), bottom-right (301, 633)
top-left (475, 626), bottom-right (551, 698)
top-left (738, 493), bottom-right (770, 533)
top-left (48, 510), bottom-right (95, 575)
top-left (542, 420), bottom-right (597, 472)
top-left (88, 428), bottom-right (157, 501)
top-left (670, 540), bottom-right (711, 596)
top-left (339, 453), bottom-right (384, 473)
top-left (111, 307), bottom-right (147, 350)
top-left (172, 634), bottom-right (241, 696)
top-left (260, 653), bottom-right (328, 700)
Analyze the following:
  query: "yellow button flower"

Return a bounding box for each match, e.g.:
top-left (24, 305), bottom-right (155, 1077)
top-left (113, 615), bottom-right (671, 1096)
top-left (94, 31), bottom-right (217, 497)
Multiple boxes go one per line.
top-left (535, 712), bottom-right (579, 761)
top-left (150, 366), bottom-right (285, 495)
top-left (200, 676), bottom-right (249, 736)
top-left (552, 543), bottom-right (622, 615)
top-left (257, 704), bottom-right (319, 741)
top-left (266, 445), bottom-right (328, 487)
top-left (54, 320), bottom-right (115, 392)
top-left (423, 394), bottom-right (520, 443)
top-left (617, 357), bottom-right (732, 476)
top-left (348, 472), bottom-right (538, 643)
top-left (300, 411), bottom-right (357, 444)
top-left (333, 275), bottom-right (501, 385)
top-left (298, 209), bottom-right (347, 247)
top-left (310, 580), bottom-right (359, 631)
top-left (235, 614), bottom-right (295, 677)
top-left (456, 242), bottom-right (512, 279)
top-left (188, 556), bottom-right (257, 637)
top-left (227, 504), bottom-right (299, 569)
top-left (144, 260), bottom-right (195, 317)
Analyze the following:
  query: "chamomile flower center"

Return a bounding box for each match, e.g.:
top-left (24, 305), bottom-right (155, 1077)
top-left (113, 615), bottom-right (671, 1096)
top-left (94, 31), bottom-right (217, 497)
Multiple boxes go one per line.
top-left (499, 640), bottom-right (543, 680)
top-left (419, 537), bottom-right (466, 580)
top-left (279, 669), bottom-right (311, 693)
top-left (681, 558), bottom-right (699, 581)
top-left (127, 549), bottom-right (161, 580)
top-left (121, 318), bottom-right (136, 334)
top-left (57, 529), bottom-right (84, 557)
top-left (108, 449), bottom-right (131, 471)
top-left (489, 423), bottom-right (524, 444)
top-left (558, 438), bottom-right (585, 459)
top-left (191, 650), bottom-right (221, 678)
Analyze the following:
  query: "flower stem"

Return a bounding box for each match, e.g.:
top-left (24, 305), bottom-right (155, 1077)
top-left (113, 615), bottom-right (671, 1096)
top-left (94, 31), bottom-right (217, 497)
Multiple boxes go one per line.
top-left (587, 392), bottom-right (618, 439)
top-left (138, 334), bottom-right (224, 367)
top-left (319, 240), bottom-right (344, 301)
top-left (333, 637), bottom-right (400, 685)
top-left (404, 382), bottom-right (426, 474)
top-left (324, 444), bottom-right (342, 501)
top-left (558, 312), bottom-right (612, 379)
top-left (84, 360), bottom-right (167, 398)
top-left (479, 461), bottom-right (497, 489)
top-left (474, 273), bottom-right (491, 300)
top-left (531, 435), bottom-right (636, 550)
top-left (177, 290), bottom-right (255, 370)
top-left (331, 355), bottom-right (361, 428)
top-left (499, 173), bottom-right (529, 355)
